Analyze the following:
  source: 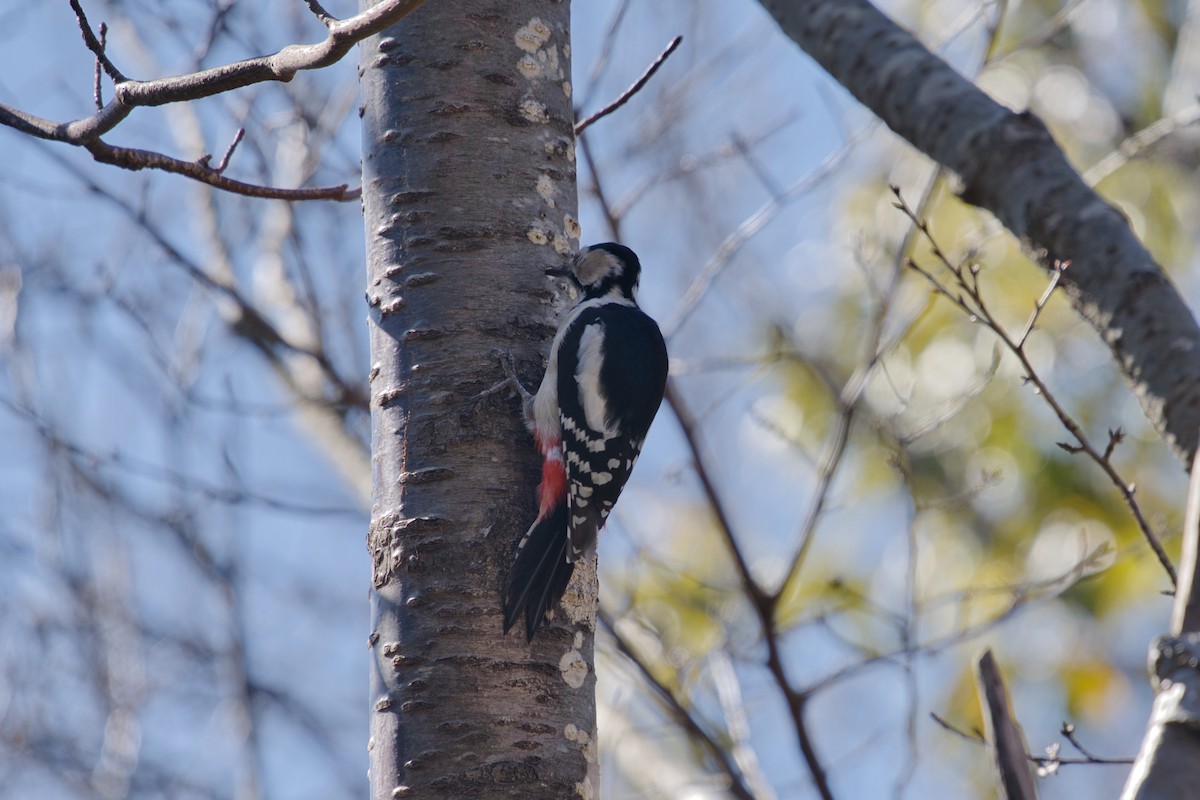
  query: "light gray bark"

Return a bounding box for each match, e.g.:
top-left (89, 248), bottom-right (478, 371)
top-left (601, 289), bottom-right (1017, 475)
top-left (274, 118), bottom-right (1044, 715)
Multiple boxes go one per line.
top-left (359, 2), bottom-right (593, 798)
top-left (1122, 443), bottom-right (1200, 796)
top-left (1121, 635), bottom-right (1200, 799)
top-left (758, 0), bottom-right (1200, 466)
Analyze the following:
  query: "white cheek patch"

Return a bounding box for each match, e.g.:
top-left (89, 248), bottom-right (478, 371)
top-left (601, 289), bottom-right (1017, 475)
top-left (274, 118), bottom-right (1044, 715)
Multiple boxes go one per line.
top-left (574, 249), bottom-right (619, 285)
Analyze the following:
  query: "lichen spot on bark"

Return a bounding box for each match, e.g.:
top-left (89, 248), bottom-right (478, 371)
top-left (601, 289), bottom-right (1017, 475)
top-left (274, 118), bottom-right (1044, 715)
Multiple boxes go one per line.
top-left (518, 54), bottom-right (541, 80)
top-left (537, 173), bottom-right (557, 207)
top-left (515, 19), bottom-right (552, 54)
top-left (519, 98), bottom-right (549, 123)
top-left (560, 552), bottom-right (597, 628)
top-left (563, 214), bottom-right (581, 243)
top-left (559, 647), bottom-right (588, 689)
top-left (563, 723), bottom-right (596, 762)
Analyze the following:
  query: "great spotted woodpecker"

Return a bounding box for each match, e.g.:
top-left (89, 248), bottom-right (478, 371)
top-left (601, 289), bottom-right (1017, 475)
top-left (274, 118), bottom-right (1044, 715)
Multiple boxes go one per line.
top-left (503, 243), bottom-right (668, 641)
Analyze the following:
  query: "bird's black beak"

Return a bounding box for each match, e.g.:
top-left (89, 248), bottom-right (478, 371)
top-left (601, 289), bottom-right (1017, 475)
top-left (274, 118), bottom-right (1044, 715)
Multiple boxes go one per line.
top-left (545, 265), bottom-right (583, 292)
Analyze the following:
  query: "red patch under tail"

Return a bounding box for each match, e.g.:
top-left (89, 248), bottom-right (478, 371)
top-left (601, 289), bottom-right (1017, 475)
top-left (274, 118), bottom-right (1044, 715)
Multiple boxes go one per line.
top-left (535, 434), bottom-right (565, 519)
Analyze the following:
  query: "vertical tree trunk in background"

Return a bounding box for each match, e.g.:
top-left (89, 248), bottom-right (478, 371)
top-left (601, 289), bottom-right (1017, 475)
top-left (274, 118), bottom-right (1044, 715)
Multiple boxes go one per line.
top-left (359, 2), bottom-right (592, 798)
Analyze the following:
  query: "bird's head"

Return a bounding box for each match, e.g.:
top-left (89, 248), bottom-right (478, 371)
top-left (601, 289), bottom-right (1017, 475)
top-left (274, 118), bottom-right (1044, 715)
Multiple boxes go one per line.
top-left (547, 242), bottom-right (642, 301)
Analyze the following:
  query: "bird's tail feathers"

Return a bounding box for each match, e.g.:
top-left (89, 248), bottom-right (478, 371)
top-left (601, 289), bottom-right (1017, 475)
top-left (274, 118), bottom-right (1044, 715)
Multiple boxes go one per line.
top-left (503, 501), bottom-right (574, 642)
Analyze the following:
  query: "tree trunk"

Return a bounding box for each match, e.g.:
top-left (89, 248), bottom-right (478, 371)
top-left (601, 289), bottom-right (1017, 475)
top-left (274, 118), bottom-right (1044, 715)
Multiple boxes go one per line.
top-left (758, 0), bottom-right (1200, 467)
top-left (359, 2), bottom-right (594, 798)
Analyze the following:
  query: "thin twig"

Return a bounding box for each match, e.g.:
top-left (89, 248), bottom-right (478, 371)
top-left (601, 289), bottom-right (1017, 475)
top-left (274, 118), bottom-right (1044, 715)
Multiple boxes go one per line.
top-left (193, 1), bottom-right (238, 64)
top-left (667, 384), bottom-right (834, 800)
top-left (2, 0), bottom-right (424, 200)
top-left (931, 712), bottom-right (985, 743)
top-left (609, 107), bottom-right (802, 221)
top-left (1101, 427), bottom-right (1125, 462)
top-left (899, 347), bottom-right (1002, 447)
top-left (1084, 102), bottom-right (1200, 186)
top-left (578, 131), bottom-right (622, 241)
top-left (600, 615), bottom-right (758, 800)
top-left (86, 138), bottom-right (359, 201)
top-left (1060, 723), bottom-right (1096, 762)
top-left (930, 713), bottom-right (1133, 768)
top-left (1016, 260), bottom-right (1067, 349)
top-left (577, 0), bottom-right (633, 111)
top-left (93, 22), bottom-right (108, 110)
top-left (891, 185), bottom-right (1177, 587)
top-left (303, 0), bottom-right (338, 27)
top-left (585, 108), bottom-right (826, 797)
top-left (207, 128), bottom-right (246, 174)
top-left (70, 0), bottom-right (127, 83)
top-left (988, 0), bottom-right (1090, 61)
top-left (666, 126), bottom-right (867, 337)
top-left (575, 35), bottom-right (683, 135)
top-left (775, 180), bottom-right (917, 596)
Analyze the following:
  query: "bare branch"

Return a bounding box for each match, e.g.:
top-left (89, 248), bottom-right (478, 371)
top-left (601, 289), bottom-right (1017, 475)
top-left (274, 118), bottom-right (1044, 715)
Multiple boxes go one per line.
top-left (599, 615), bottom-right (758, 800)
top-left (1060, 722), bottom-right (1108, 763)
top-left (892, 186), bottom-right (1176, 587)
top-left (0, 100), bottom-right (132, 143)
top-left (667, 128), bottom-right (866, 337)
top-left (609, 107), bottom-right (803, 221)
top-left (769, 235), bottom-right (916, 591)
top-left (1102, 427), bottom-right (1126, 462)
top-left (987, 0), bottom-right (1089, 61)
top-left (85, 137), bottom-right (359, 202)
top-left (113, 0), bottom-right (426, 108)
top-left (1084, 102), bottom-right (1200, 186)
top-left (759, 0), bottom-right (1200, 467)
top-left (930, 713), bottom-right (1133, 771)
top-left (578, 131), bottom-right (622, 241)
top-left (92, 22), bottom-right (108, 110)
top-left (1172, 441), bottom-right (1200, 635)
top-left (666, 384), bottom-right (834, 800)
top-left (197, 127), bottom-right (246, 174)
top-left (1016, 260), bottom-right (1067, 349)
top-left (975, 650), bottom-right (1038, 800)
top-left (0, 0), bottom-right (425, 199)
top-left (303, 0), bottom-right (339, 28)
top-left (931, 712), bottom-right (985, 744)
top-left (575, 35), bottom-right (683, 135)
top-left (70, 0), bottom-right (126, 83)
top-left (576, 0), bottom-right (634, 111)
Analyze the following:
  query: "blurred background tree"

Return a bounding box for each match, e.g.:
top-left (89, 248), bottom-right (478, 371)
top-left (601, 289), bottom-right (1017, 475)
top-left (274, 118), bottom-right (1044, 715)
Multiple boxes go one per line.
top-left (1, 0), bottom-right (1197, 798)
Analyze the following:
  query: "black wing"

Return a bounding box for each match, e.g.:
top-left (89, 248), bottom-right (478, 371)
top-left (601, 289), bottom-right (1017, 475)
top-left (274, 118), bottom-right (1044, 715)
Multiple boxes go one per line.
top-left (557, 304), bottom-right (667, 559)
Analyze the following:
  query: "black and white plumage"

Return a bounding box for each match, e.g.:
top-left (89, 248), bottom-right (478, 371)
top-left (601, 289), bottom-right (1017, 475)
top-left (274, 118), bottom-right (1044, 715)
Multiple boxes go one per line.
top-left (503, 243), bottom-right (668, 641)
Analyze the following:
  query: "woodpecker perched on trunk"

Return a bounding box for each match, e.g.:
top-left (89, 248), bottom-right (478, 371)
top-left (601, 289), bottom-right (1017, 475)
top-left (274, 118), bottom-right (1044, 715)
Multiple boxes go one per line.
top-left (503, 243), bottom-right (668, 641)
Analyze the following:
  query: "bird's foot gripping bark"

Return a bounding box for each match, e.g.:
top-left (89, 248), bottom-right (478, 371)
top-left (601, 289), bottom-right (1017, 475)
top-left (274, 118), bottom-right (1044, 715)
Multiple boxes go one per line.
top-left (470, 350), bottom-right (537, 427)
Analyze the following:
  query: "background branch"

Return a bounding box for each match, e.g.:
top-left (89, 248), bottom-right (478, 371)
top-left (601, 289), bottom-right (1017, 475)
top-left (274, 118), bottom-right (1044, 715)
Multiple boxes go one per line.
top-left (892, 186), bottom-right (1176, 585)
top-left (575, 35), bottom-right (683, 135)
top-left (758, 0), bottom-right (1200, 466)
top-left (0, 0), bottom-right (426, 199)
top-left (975, 650), bottom-right (1038, 800)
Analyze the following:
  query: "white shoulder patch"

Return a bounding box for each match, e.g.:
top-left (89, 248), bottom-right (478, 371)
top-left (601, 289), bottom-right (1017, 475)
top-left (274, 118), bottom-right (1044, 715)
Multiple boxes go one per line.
top-left (575, 322), bottom-right (613, 436)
